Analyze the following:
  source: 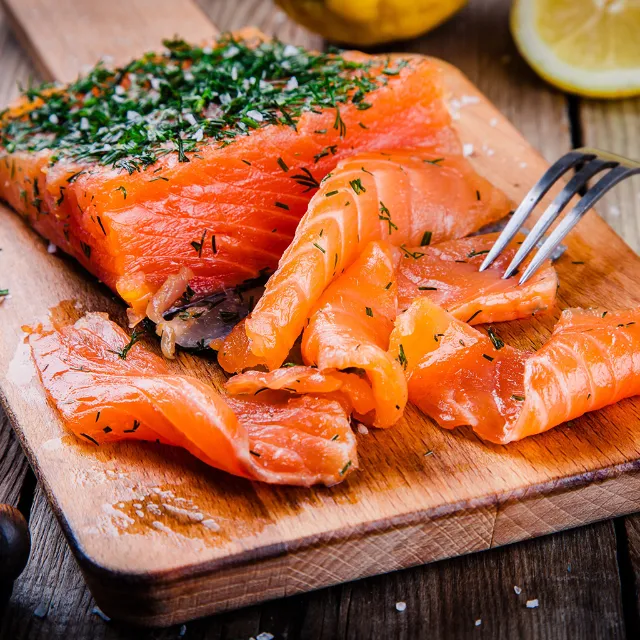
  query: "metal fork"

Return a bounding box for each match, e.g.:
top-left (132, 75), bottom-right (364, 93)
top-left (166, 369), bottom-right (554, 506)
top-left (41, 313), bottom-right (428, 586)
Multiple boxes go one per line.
top-left (479, 147), bottom-right (640, 284)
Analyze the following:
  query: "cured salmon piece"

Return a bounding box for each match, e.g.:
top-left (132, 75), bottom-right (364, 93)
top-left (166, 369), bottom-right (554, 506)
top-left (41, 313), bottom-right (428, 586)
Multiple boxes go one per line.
top-left (397, 233), bottom-right (558, 322)
top-left (225, 366), bottom-right (377, 417)
top-left (27, 312), bottom-right (357, 486)
top-left (226, 241), bottom-right (407, 427)
top-left (302, 241), bottom-right (407, 427)
top-left (389, 298), bottom-right (640, 444)
top-left (0, 34), bottom-right (457, 325)
top-left (235, 150), bottom-right (512, 370)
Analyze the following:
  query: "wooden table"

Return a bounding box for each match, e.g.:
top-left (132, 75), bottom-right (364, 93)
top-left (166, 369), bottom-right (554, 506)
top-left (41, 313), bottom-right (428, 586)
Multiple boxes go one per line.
top-left (1, 1), bottom-right (640, 637)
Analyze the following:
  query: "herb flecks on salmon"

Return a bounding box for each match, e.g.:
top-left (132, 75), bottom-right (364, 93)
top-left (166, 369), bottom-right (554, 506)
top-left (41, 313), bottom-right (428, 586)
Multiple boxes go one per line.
top-left (0, 36), bottom-right (387, 173)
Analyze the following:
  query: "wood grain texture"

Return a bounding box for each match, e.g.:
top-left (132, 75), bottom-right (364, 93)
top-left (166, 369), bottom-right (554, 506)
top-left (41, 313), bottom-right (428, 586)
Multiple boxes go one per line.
top-left (0, 2), bottom-right (35, 512)
top-left (579, 98), bottom-right (640, 253)
top-left (0, 0), bottom-right (217, 83)
top-left (2, 0), bottom-right (640, 629)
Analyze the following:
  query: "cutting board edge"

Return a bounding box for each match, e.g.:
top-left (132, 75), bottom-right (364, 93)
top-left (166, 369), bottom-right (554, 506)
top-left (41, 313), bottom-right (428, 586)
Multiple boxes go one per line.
top-left (66, 463), bottom-right (640, 627)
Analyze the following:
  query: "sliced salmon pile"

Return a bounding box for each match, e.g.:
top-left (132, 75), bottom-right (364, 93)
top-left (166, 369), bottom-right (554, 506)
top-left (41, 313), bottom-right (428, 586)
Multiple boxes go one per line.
top-left (28, 312), bottom-right (356, 486)
top-left (0, 33), bottom-right (457, 325)
top-left (227, 241), bottom-right (408, 428)
top-left (223, 151), bottom-right (513, 371)
top-left (389, 299), bottom-right (640, 444)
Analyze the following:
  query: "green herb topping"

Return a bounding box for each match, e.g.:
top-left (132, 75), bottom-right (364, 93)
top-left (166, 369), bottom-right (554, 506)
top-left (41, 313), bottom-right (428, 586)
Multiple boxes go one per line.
top-left (1, 35), bottom-right (388, 173)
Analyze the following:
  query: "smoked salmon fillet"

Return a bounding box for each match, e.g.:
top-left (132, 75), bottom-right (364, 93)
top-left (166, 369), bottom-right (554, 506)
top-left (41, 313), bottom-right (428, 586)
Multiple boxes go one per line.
top-left (0, 34), bottom-right (457, 327)
top-left (231, 150), bottom-right (513, 370)
top-left (389, 298), bottom-right (640, 444)
top-left (27, 312), bottom-right (357, 486)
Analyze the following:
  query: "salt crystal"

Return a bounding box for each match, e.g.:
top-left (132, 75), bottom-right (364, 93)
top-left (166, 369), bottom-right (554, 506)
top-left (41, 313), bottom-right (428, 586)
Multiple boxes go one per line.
top-left (283, 44), bottom-right (299, 57)
top-left (133, 503), bottom-right (142, 509)
top-left (47, 243), bottom-right (57, 254)
top-left (395, 601), bottom-right (407, 612)
top-left (463, 143), bottom-right (474, 157)
top-left (231, 66), bottom-right (238, 81)
top-left (257, 633), bottom-right (274, 640)
top-left (357, 424), bottom-right (369, 435)
top-left (286, 76), bottom-right (299, 91)
top-left (475, 619), bottom-right (482, 626)
top-left (80, 117), bottom-right (90, 131)
top-left (179, 624), bottom-right (187, 637)
top-left (136, 510), bottom-right (144, 518)
top-left (519, 162), bottom-right (528, 169)
top-left (490, 118), bottom-right (498, 127)
top-left (223, 46), bottom-right (239, 59)
top-left (184, 113), bottom-right (197, 127)
top-left (246, 110), bottom-right (264, 122)
top-left (115, 85), bottom-right (126, 96)
top-left (126, 110), bottom-right (141, 122)
top-left (526, 599), bottom-right (539, 609)
top-left (150, 77), bottom-right (161, 91)
top-left (514, 585), bottom-right (522, 595)
top-left (48, 114), bottom-right (59, 125)
top-left (193, 128), bottom-right (204, 142)
top-left (33, 602), bottom-right (49, 618)
top-left (202, 519), bottom-right (221, 532)
top-left (202, 46), bottom-right (213, 55)
top-left (460, 95), bottom-right (480, 106)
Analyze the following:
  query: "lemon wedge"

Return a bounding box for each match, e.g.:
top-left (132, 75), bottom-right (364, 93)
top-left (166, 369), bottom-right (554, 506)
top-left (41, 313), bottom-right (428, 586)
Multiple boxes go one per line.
top-left (511, 0), bottom-right (640, 98)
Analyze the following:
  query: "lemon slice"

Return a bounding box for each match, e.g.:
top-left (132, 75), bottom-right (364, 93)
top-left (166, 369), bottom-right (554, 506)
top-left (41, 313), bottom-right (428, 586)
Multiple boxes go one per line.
top-left (511, 0), bottom-right (640, 98)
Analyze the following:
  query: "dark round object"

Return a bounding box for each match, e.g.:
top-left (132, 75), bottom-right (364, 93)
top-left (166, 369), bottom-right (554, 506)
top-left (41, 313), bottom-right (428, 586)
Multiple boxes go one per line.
top-left (0, 504), bottom-right (30, 585)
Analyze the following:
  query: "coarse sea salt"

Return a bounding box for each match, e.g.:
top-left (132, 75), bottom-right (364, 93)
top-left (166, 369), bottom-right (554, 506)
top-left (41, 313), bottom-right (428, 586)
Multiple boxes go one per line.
top-left (357, 424), bottom-right (369, 435)
top-left (526, 599), bottom-right (539, 609)
top-left (514, 585), bottom-right (522, 595)
top-left (395, 601), bottom-right (407, 612)
top-left (475, 619), bottom-right (482, 626)
top-left (463, 143), bottom-right (474, 157)
top-left (47, 243), bottom-right (57, 254)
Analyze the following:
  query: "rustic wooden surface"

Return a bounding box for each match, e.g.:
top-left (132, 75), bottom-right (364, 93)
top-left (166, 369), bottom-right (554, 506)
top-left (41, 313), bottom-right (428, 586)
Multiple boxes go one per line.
top-left (1, 0), bottom-right (640, 637)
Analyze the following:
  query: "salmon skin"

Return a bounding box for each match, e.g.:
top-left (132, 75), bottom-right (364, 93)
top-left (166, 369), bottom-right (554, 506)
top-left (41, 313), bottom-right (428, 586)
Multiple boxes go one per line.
top-left (27, 312), bottom-right (357, 486)
top-left (389, 299), bottom-right (640, 444)
top-left (0, 33), bottom-right (457, 328)
top-left (230, 150), bottom-right (513, 371)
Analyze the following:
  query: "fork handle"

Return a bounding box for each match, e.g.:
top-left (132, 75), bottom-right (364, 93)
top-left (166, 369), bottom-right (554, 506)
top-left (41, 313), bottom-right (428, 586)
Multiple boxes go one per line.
top-left (0, 504), bottom-right (30, 604)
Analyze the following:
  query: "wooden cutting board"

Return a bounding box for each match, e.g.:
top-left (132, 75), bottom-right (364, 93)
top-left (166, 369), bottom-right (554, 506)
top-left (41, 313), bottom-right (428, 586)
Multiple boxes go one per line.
top-left (2, 0), bottom-right (640, 628)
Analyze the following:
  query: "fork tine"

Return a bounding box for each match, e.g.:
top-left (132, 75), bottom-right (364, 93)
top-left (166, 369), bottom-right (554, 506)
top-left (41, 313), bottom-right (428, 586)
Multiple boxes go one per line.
top-left (479, 149), bottom-right (595, 272)
top-left (501, 158), bottom-right (617, 279)
top-left (519, 165), bottom-right (639, 284)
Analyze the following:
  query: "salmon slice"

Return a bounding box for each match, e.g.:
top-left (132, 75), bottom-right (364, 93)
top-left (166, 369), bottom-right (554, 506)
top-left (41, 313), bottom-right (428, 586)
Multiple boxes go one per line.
top-left (27, 312), bottom-right (357, 485)
top-left (397, 233), bottom-right (558, 322)
top-left (1, 34), bottom-right (457, 325)
top-left (302, 241), bottom-right (407, 427)
top-left (389, 298), bottom-right (640, 444)
top-left (225, 366), bottom-right (377, 417)
top-left (233, 150), bottom-right (512, 370)
top-left (226, 241), bottom-right (407, 427)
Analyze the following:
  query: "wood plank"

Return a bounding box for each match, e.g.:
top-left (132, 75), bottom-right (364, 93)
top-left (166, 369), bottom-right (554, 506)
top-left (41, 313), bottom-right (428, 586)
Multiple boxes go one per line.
top-left (0, 0), bottom-right (217, 82)
top-left (0, 0), bottom-right (34, 513)
top-left (579, 99), bottom-right (640, 252)
top-left (1, 0), bottom-right (639, 628)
